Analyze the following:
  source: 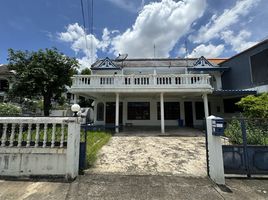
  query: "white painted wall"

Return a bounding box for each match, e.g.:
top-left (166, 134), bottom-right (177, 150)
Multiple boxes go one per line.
top-left (0, 148), bottom-right (67, 176)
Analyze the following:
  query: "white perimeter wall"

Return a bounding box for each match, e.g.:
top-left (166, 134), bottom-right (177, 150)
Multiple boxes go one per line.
top-left (0, 148), bottom-right (67, 176)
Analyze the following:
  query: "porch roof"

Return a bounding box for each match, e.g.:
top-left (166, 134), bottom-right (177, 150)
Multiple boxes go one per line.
top-left (212, 89), bottom-right (257, 96)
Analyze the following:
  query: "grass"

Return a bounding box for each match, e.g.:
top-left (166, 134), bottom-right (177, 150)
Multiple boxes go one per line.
top-left (84, 131), bottom-right (112, 167)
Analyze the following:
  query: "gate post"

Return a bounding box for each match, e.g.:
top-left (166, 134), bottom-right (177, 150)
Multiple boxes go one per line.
top-left (66, 117), bottom-right (81, 180)
top-left (206, 115), bottom-right (225, 185)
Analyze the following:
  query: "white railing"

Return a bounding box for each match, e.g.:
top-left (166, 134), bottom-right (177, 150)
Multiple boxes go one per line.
top-left (0, 117), bottom-right (74, 148)
top-left (71, 74), bottom-right (211, 88)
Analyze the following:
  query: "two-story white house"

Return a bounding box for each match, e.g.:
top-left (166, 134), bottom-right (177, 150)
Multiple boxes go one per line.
top-left (69, 56), bottom-right (256, 133)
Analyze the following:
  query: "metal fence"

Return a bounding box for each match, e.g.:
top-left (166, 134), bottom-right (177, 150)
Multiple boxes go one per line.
top-left (222, 118), bottom-right (268, 177)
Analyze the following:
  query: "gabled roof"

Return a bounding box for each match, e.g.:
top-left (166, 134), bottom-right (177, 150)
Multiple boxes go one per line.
top-left (193, 56), bottom-right (214, 67)
top-left (0, 64), bottom-right (14, 76)
top-left (91, 57), bottom-right (121, 70)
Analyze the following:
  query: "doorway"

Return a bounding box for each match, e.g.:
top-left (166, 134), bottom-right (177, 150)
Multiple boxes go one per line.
top-left (105, 102), bottom-right (123, 124)
top-left (184, 102), bottom-right (193, 127)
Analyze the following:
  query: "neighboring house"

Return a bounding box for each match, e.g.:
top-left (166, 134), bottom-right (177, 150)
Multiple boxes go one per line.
top-left (221, 39), bottom-right (268, 93)
top-left (69, 54), bottom-right (257, 133)
top-left (0, 64), bottom-right (14, 102)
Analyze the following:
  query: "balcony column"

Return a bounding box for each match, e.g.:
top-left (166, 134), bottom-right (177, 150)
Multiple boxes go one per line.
top-left (202, 93), bottom-right (209, 119)
top-left (115, 93), bottom-right (120, 133)
top-left (160, 92), bottom-right (165, 134)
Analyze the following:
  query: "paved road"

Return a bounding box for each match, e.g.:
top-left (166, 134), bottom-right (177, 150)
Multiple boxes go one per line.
top-left (87, 136), bottom-right (207, 176)
top-left (1, 175), bottom-right (268, 200)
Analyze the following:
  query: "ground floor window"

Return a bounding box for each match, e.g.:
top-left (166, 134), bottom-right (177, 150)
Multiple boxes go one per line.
top-left (128, 102), bottom-right (150, 120)
top-left (157, 102), bottom-right (180, 120)
top-left (223, 98), bottom-right (241, 113)
top-left (195, 102), bottom-right (211, 120)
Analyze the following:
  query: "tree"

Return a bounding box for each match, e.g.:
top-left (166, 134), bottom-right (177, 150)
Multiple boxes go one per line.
top-left (236, 93), bottom-right (268, 118)
top-left (81, 67), bottom-right (91, 75)
top-left (7, 48), bottom-right (79, 116)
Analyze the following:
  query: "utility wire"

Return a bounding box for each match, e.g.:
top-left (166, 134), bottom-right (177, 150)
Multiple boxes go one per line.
top-left (80, 0), bottom-right (89, 63)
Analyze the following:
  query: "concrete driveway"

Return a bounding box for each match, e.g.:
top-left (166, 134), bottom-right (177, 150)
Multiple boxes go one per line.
top-left (87, 135), bottom-right (207, 177)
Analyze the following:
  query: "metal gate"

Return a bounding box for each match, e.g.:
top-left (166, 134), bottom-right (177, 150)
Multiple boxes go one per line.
top-left (222, 118), bottom-right (268, 177)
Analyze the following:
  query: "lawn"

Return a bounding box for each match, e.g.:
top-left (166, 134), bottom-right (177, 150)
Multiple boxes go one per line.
top-left (83, 131), bottom-right (112, 167)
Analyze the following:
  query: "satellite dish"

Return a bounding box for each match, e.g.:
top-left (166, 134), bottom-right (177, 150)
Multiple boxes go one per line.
top-left (115, 54), bottom-right (128, 61)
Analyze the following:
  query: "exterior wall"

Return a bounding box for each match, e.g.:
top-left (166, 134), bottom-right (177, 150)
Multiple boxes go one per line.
top-left (221, 41), bottom-right (268, 91)
top-left (93, 96), bottom-right (225, 128)
top-left (0, 148), bottom-right (67, 176)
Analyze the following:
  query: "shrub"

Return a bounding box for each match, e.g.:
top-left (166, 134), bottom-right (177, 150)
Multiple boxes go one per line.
top-left (225, 119), bottom-right (268, 145)
top-left (236, 93), bottom-right (268, 118)
top-left (0, 103), bottom-right (22, 116)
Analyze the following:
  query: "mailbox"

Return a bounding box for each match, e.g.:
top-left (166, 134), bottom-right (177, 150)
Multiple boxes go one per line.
top-left (212, 118), bottom-right (224, 136)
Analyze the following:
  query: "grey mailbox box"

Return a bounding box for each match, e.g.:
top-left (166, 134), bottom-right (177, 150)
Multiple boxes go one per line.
top-left (212, 118), bottom-right (224, 136)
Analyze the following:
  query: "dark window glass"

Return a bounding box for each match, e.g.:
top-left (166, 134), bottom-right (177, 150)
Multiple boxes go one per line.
top-left (157, 102), bottom-right (180, 120)
top-left (0, 79), bottom-right (9, 92)
top-left (195, 102), bottom-right (211, 120)
top-left (128, 102), bottom-right (150, 120)
top-left (250, 49), bottom-right (268, 85)
top-left (97, 102), bottom-right (104, 121)
top-left (223, 98), bottom-right (242, 113)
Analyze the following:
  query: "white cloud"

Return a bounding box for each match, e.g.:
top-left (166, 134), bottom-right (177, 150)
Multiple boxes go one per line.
top-left (111, 0), bottom-right (206, 58)
top-left (58, 23), bottom-right (113, 69)
top-left (191, 0), bottom-right (260, 43)
top-left (221, 30), bottom-right (256, 53)
top-left (188, 44), bottom-right (224, 58)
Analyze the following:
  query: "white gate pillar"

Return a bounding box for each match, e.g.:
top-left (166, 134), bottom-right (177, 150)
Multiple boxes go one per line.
top-left (115, 93), bottom-right (120, 133)
top-left (66, 118), bottom-right (81, 180)
top-left (160, 92), bottom-right (165, 134)
top-left (206, 115), bottom-right (225, 185)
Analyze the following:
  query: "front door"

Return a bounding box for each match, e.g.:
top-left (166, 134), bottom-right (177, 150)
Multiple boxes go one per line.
top-left (184, 102), bottom-right (193, 127)
top-left (105, 102), bottom-right (123, 124)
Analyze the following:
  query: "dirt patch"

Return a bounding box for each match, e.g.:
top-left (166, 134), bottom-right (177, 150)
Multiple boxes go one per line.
top-left (86, 136), bottom-right (207, 177)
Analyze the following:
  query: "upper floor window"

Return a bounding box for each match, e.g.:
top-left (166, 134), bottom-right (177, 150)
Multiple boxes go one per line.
top-left (250, 49), bottom-right (268, 85)
top-left (97, 102), bottom-right (104, 121)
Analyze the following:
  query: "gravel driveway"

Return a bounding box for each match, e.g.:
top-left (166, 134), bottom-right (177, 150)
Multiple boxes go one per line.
top-left (87, 135), bottom-right (207, 177)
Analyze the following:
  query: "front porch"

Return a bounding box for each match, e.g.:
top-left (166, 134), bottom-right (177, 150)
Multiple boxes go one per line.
top-left (75, 92), bottom-right (212, 134)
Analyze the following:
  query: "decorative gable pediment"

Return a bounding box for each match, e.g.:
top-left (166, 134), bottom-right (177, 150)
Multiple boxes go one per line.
top-left (93, 57), bottom-right (120, 70)
top-left (193, 56), bottom-right (214, 67)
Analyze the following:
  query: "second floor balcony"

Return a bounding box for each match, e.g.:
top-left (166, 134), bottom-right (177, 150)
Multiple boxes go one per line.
top-left (70, 74), bottom-right (213, 94)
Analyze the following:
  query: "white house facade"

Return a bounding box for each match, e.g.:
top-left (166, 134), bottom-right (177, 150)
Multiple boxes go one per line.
top-left (69, 56), bottom-right (256, 133)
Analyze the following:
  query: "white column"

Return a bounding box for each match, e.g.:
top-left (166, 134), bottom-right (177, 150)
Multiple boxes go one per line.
top-left (203, 93), bottom-right (209, 119)
top-left (206, 116), bottom-right (225, 185)
top-left (160, 92), bottom-right (165, 134)
top-left (73, 94), bottom-right (77, 104)
top-left (115, 93), bottom-right (120, 133)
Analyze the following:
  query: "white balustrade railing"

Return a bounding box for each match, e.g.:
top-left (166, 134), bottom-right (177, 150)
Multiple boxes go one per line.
top-left (72, 74), bottom-right (211, 88)
top-left (0, 117), bottom-right (75, 148)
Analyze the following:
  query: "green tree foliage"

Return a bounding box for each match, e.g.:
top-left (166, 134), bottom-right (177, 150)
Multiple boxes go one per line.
top-left (0, 103), bottom-right (22, 116)
top-left (81, 67), bottom-right (91, 75)
top-left (7, 48), bottom-right (79, 116)
top-left (236, 93), bottom-right (268, 118)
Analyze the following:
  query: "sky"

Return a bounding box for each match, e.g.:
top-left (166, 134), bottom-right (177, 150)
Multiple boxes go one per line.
top-left (0, 0), bottom-right (268, 69)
